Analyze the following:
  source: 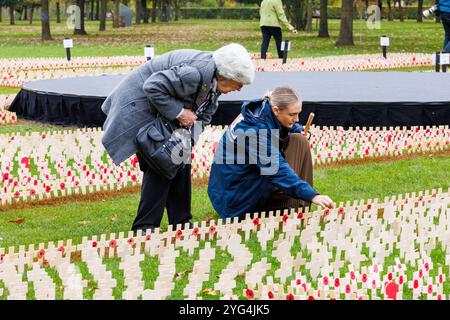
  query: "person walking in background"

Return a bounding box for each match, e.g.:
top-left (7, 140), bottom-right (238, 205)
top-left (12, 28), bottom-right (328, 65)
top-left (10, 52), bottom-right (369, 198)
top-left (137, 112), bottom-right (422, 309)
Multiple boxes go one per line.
top-left (259, 0), bottom-right (298, 59)
top-left (437, 0), bottom-right (450, 52)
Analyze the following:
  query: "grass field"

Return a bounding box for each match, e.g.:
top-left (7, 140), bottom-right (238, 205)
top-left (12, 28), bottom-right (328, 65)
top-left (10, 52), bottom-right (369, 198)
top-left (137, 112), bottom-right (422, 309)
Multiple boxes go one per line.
top-left (0, 18), bottom-right (445, 59)
top-left (1, 153), bottom-right (448, 249)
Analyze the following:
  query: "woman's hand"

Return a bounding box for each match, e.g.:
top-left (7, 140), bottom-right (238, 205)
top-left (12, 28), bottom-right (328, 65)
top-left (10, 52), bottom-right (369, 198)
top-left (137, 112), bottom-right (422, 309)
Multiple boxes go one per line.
top-left (177, 109), bottom-right (197, 127)
top-left (312, 195), bottom-right (335, 209)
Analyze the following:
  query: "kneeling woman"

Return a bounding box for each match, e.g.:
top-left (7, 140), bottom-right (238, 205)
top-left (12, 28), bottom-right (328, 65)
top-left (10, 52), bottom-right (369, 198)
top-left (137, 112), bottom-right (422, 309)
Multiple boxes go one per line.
top-left (208, 86), bottom-right (334, 220)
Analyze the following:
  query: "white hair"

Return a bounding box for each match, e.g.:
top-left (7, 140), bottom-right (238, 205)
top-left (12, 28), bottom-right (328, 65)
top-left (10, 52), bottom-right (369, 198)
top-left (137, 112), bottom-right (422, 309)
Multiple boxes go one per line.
top-left (213, 43), bottom-right (255, 85)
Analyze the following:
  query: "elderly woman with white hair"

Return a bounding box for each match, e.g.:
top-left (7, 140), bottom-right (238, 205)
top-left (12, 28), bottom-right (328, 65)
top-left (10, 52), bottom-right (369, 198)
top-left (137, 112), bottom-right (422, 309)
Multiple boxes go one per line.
top-left (101, 43), bottom-right (255, 234)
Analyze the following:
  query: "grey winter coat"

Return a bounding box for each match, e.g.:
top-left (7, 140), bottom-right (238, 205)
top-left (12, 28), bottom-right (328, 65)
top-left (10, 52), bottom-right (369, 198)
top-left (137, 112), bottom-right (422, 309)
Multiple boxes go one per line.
top-left (101, 49), bottom-right (217, 165)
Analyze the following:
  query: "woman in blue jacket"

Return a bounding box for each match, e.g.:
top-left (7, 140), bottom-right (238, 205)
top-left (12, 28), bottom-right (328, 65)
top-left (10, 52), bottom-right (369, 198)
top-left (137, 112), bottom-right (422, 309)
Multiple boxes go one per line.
top-left (208, 86), bottom-right (334, 220)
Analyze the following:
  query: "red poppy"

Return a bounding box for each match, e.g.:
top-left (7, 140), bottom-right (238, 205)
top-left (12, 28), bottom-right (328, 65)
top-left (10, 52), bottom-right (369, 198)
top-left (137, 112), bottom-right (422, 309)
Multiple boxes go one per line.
top-left (109, 240), bottom-right (117, 248)
top-left (297, 212), bottom-right (304, 219)
top-left (308, 295), bottom-right (315, 300)
top-left (296, 279), bottom-right (301, 285)
top-left (192, 227), bottom-right (199, 237)
top-left (334, 278), bottom-right (340, 288)
top-left (413, 280), bottom-right (419, 289)
top-left (338, 208), bottom-right (345, 215)
top-left (323, 209), bottom-right (330, 217)
top-left (424, 263), bottom-right (429, 271)
top-left (45, 186), bottom-right (51, 193)
top-left (362, 274), bottom-right (367, 282)
top-left (131, 175), bottom-right (137, 182)
top-left (345, 285), bottom-right (351, 294)
top-left (245, 289), bottom-right (254, 300)
top-left (38, 249), bottom-right (45, 259)
top-left (323, 276), bottom-right (329, 286)
top-left (92, 241), bottom-right (98, 248)
top-left (267, 291), bottom-right (274, 299)
top-left (57, 246), bottom-right (65, 254)
top-left (30, 189), bottom-right (36, 196)
top-left (286, 293), bottom-right (295, 300)
top-left (209, 225), bottom-right (216, 235)
top-left (60, 182), bottom-right (65, 190)
top-left (366, 204), bottom-right (372, 210)
top-left (145, 234), bottom-right (151, 241)
top-left (176, 230), bottom-right (183, 239)
top-left (350, 271), bottom-right (355, 280)
top-left (399, 276), bottom-right (404, 284)
top-left (252, 218), bottom-right (260, 226)
top-left (127, 238), bottom-right (135, 246)
top-left (388, 273), bottom-right (393, 281)
top-left (282, 214), bottom-right (288, 223)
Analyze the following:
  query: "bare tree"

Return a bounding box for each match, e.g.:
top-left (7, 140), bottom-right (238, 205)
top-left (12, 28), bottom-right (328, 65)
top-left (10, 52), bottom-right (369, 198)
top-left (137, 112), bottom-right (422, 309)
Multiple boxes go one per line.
top-left (336, 0), bottom-right (354, 46)
top-left (305, 0), bottom-right (313, 32)
top-left (318, 0), bottom-right (329, 38)
top-left (136, 0), bottom-right (142, 24)
top-left (41, 0), bottom-right (52, 40)
top-left (113, 0), bottom-right (120, 28)
top-left (417, 0), bottom-right (423, 22)
top-left (74, 0), bottom-right (88, 34)
top-left (99, 0), bottom-right (106, 30)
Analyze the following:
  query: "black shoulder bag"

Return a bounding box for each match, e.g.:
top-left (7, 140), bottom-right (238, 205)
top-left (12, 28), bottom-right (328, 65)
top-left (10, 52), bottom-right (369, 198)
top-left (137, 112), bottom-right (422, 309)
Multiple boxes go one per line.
top-left (135, 68), bottom-right (207, 180)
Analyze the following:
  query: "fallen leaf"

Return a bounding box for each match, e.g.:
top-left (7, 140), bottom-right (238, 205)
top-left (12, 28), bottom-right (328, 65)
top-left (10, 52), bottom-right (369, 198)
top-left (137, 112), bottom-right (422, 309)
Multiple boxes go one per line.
top-left (8, 218), bottom-right (25, 224)
top-left (78, 220), bottom-right (91, 225)
top-left (176, 269), bottom-right (192, 280)
top-left (202, 289), bottom-right (219, 296)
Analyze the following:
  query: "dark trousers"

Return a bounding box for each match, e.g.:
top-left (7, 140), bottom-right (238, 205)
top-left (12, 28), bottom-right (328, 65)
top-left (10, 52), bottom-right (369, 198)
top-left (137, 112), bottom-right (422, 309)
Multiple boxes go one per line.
top-left (131, 153), bottom-right (192, 231)
top-left (442, 12), bottom-right (450, 52)
top-left (260, 26), bottom-right (283, 59)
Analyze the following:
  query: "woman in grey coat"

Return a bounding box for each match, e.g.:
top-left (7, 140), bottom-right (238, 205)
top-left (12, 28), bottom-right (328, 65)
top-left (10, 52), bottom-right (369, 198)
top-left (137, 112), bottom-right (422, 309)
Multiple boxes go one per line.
top-left (101, 43), bottom-right (255, 234)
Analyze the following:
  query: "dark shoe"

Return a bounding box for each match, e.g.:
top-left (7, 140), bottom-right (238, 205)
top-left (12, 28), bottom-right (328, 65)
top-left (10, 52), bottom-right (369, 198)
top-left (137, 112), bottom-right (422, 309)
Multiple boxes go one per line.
top-left (136, 225), bottom-right (156, 236)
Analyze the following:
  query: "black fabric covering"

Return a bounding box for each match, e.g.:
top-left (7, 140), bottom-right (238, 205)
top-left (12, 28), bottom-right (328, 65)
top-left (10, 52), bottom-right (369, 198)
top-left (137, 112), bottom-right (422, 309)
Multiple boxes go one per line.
top-left (10, 72), bottom-right (450, 128)
top-left (11, 90), bottom-right (107, 127)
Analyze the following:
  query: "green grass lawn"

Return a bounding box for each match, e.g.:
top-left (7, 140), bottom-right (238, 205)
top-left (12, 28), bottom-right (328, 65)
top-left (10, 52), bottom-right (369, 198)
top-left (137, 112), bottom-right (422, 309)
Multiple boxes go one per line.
top-left (0, 154), bottom-right (448, 300)
top-left (0, 18), bottom-right (446, 59)
top-left (1, 154), bottom-right (448, 249)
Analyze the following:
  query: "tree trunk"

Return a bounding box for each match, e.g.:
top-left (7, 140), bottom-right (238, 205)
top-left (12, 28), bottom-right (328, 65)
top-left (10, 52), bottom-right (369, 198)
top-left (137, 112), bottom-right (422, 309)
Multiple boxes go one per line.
top-left (23, 6), bottom-right (28, 20)
top-left (174, 0), bottom-right (179, 21)
top-left (113, 0), bottom-right (120, 28)
top-left (95, 0), bottom-right (99, 20)
top-left (30, 5), bottom-right (35, 24)
top-left (336, 0), bottom-right (354, 46)
top-left (387, 0), bottom-right (393, 21)
top-left (56, 2), bottom-right (61, 23)
top-left (9, 5), bottom-right (15, 25)
top-left (90, 0), bottom-right (94, 20)
top-left (417, 0), bottom-right (423, 22)
top-left (0, 6), bottom-right (3, 22)
top-left (41, 0), bottom-right (53, 40)
top-left (136, 0), bottom-right (142, 24)
top-left (305, 0), bottom-right (313, 32)
top-left (142, 0), bottom-right (149, 23)
top-left (160, 0), bottom-right (170, 22)
top-left (74, 0), bottom-right (88, 34)
top-left (318, 0), bottom-right (329, 38)
top-left (398, 0), bottom-right (404, 22)
top-left (99, 0), bottom-right (107, 30)
top-left (152, 0), bottom-right (158, 22)
top-left (378, 0), bottom-right (383, 20)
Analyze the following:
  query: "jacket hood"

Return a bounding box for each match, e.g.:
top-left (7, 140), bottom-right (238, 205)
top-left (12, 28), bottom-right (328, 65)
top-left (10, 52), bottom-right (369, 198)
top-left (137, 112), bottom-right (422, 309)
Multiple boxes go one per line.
top-left (240, 98), bottom-right (281, 130)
